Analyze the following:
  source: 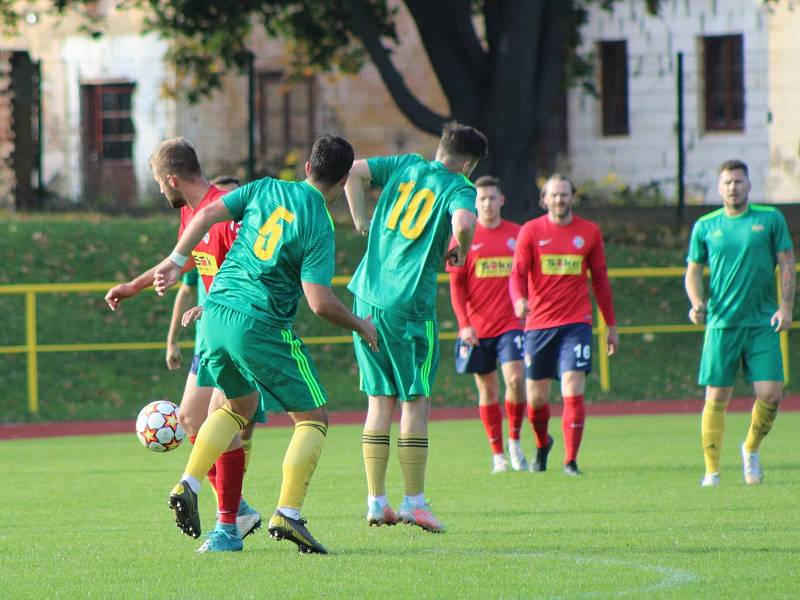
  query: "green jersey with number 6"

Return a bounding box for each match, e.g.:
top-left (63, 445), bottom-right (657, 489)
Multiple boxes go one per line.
top-left (206, 178), bottom-right (335, 329)
top-left (348, 154), bottom-right (477, 319)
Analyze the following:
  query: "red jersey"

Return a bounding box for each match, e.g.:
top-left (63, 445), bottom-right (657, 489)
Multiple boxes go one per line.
top-left (447, 219), bottom-right (522, 338)
top-left (509, 214), bottom-right (616, 330)
top-left (178, 185), bottom-right (239, 292)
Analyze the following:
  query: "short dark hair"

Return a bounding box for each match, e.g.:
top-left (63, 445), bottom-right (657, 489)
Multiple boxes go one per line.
top-left (438, 121), bottom-right (488, 162)
top-left (149, 137), bottom-right (202, 180)
top-left (308, 134), bottom-right (354, 185)
top-left (475, 175), bottom-right (502, 192)
top-left (210, 175), bottom-right (241, 187)
top-left (718, 159), bottom-right (749, 178)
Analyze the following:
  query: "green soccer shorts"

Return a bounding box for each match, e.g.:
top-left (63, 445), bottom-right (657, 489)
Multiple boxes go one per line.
top-left (698, 325), bottom-right (784, 387)
top-left (352, 297), bottom-right (439, 401)
top-left (196, 301), bottom-right (328, 422)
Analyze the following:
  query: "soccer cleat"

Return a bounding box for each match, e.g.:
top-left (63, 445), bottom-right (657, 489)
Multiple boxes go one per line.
top-left (366, 501), bottom-right (399, 527)
top-left (507, 440), bottom-right (528, 471)
top-left (236, 505), bottom-right (262, 539)
top-left (168, 480), bottom-right (201, 538)
top-left (563, 460), bottom-right (582, 476)
top-left (701, 472), bottom-right (721, 487)
top-left (492, 454), bottom-right (509, 474)
top-left (741, 444), bottom-right (763, 485)
top-left (398, 499), bottom-right (446, 533)
top-left (268, 510), bottom-right (328, 554)
top-left (196, 529), bottom-right (243, 553)
top-left (530, 435), bottom-right (554, 473)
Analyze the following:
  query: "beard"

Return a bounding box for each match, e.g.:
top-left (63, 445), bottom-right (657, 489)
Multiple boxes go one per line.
top-left (164, 188), bottom-right (186, 209)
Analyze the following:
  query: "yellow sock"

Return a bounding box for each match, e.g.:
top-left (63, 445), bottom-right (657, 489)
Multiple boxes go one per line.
top-left (398, 435), bottom-right (428, 496)
top-left (241, 437), bottom-right (253, 473)
top-left (701, 398), bottom-right (728, 475)
top-left (277, 421), bottom-right (327, 510)
top-left (744, 399), bottom-right (779, 453)
top-left (185, 407), bottom-right (248, 482)
top-left (362, 430), bottom-right (391, 497)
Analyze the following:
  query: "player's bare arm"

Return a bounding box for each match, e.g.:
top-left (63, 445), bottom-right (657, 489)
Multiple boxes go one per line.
top-left (606, 325), bottom-right (619, 356)
top-left (772, 248), bottom-right (796, 332)
top-left (166, 283), bottom-right (196, 370)
top-left (344, 159), bottom-right (372, 235)
top-left (446, 208), bottom-right (476, 266)
top-left (684, 261), bottom-right (707, 325)
top-left (301, 281), bottom-right (378, 351)
top-left (181, 306), bottom-right (204, 328)
top-left (104, 264), bottom-right (161, 311)
top-left (154, 198), bottom-right (234, 296)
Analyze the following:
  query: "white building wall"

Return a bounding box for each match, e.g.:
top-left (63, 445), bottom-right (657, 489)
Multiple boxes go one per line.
top-left (568, 0), bottom-right (774, 204)
top-left (61, 34), bottom-right (172, 199)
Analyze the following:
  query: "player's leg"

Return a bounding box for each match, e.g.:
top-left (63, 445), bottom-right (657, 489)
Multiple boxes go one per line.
top-left (364, 394), bottom-right (399, 525)
top-left (560, 370), bottom-right (586, 476)
top-left (698, 328), bottom-right (741, 486)
top-left (171, 389), bottom-right (257, 543)
top-left (352, 299), bottom-right (402, 526)
top-left (175, 367), bottom-right (220, 495)
top-left (556, 323), bottom-right (593, 476)
top-left (267, 406), bottom-right (329, 554)
top-left (499, 330), bottom-right (526, 471)
top-left (524, 328), bottom-right (557, 472)
top-left (263, 329), bottom-right (331, 554)
top-left (397, 395), bottom-right (444, 532)
top-left (740, 324), bottom-right (786, 484)
top-left (474, 370), bottom-right (507, 473)
top-left (234, 420), bottom-right (261, 538)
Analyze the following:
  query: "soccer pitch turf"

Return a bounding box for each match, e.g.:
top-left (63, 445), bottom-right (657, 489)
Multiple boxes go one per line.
top-left (2, 413), bottom-right (798, 599)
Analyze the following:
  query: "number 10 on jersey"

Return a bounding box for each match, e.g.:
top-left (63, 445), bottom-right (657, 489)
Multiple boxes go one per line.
top-left (386, 180), bottom-right (436, 240)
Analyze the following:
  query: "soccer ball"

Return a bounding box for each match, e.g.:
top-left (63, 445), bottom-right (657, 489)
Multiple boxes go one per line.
top-left (135, 400), bottom-right (186, 452)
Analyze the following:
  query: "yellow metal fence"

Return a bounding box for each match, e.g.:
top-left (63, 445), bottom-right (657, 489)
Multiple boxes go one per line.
top-left (1, 267), bottom-right (795, 414)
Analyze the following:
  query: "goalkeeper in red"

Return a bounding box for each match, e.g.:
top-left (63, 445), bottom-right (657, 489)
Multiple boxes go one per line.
top-left (509, 174), bottom-right (618, 476)
top-left (345, 121), bottom-right (488, 532)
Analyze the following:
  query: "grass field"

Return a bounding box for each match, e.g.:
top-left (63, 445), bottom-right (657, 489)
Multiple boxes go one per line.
top-left (2, 412), bottom-right (799, 598)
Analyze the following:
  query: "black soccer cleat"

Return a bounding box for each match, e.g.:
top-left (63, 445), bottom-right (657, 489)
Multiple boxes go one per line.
top-left (563, 460), bottom-right (583, 476)
top-left (268, 510), bottom-right (328, 554)
top-left (168, 480), bottom-right (201, 539)
top-left (530, 435), bottom-right (554, 473)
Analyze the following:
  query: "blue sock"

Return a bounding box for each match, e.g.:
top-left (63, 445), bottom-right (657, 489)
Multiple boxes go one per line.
top-left (237, 497), bottom-right (251, 515)
top-left (215, 521), bottom-right (238, 536)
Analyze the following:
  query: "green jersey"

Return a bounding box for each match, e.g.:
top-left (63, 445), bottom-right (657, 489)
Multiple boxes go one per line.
top-left (207, 178), bottom-right (335, 329)
top-left (687, 204), bottom-right (792, 328)
top-left (348, 154), bottom-right (477, 319)
top-left (181, 268), bottom-right (206, 349)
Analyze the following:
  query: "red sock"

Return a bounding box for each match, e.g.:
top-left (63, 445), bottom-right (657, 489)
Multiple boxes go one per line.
top-left (190, 435), bottom-right (218, 490)
top-left (505, 400), bottom-right (525, 441)
top-left (478, 404), bottom-right (504, 454)
top-left (215, 448), bottom-right (246, 524)
top-left (562, 395), bottom-right (585, 463)
top-left (527, 403), bottom-right (551, 448)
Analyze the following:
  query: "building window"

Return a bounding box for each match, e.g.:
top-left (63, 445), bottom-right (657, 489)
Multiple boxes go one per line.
top-left (703, 34), bottom-right (744, 132)
top-left (257, 72), bottom-right (315, 167)
top-left (599, 40), bottom-right (629, 136)
top-left (82, 83), bottom-right (136, 161)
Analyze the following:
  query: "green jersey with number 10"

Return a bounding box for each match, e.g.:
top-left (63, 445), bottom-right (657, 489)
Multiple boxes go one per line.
top-left (348, 154), bottom-right (477, 320)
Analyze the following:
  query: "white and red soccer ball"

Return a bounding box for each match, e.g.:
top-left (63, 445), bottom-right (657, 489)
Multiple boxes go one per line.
top-left (135, 400), bottom-right (186, 452)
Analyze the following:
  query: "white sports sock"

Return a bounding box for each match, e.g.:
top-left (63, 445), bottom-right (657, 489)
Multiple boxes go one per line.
top-left (181, 474), bottom-right (201, 494)
top-left (404, 493), bottom-right (425, 507)
top-left (277, 506), bottom-right (301, 520)
top-left (368, 494), bottom-right (388, 508)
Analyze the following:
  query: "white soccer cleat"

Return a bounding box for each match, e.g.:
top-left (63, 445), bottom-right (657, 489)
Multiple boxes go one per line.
top-left (507, 439), bottom-right (528, 471)
top-left (701, 472), bottom-right (721, 487)
top-left (741, 444), bottom-right (763, 485)
top-left (491, 454), bottom-right (509, 474)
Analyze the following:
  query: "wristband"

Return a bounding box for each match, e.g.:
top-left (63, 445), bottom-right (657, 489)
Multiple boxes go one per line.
top-left (168, 250), bottom-right (189, 267)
